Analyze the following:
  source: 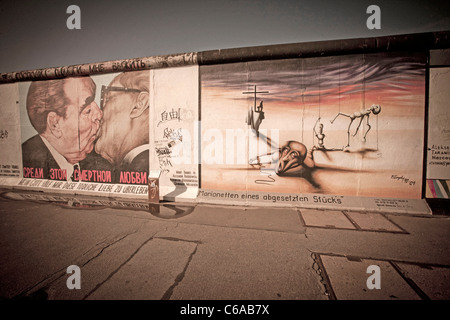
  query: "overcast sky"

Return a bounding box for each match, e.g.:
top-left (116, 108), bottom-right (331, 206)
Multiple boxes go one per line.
top-left (0, 0), bottom-right (449, 73)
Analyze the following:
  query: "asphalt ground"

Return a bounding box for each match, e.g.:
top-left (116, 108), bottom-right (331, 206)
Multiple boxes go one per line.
top-left (0, 188), bottom-right (449, 316)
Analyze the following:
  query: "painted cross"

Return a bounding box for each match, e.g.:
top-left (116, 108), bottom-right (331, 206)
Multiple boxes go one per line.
top-left (242, 85), bottom-right (269, 112)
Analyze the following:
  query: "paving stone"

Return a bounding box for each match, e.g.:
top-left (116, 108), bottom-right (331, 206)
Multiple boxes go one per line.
top-left (320, 255), bottom-right (421, 300)
top-left (178, 204), bottom-right (305, 233)
top-left (300, 209), bottom-right (356, 229)
top-left (158, 223), bottom-right (325, 300)
top-left (86, 238), bottom-right (197, 300)
top-left (45, 220), bottom-right (175, 300)
top-left (345, 211), bottom-right (404, 232)
top-left (395, 262), bottom-right (450, 300)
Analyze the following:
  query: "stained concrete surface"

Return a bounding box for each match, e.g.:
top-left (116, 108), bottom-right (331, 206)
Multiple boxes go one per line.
top-left (0, 189), bottom-right (449, 305)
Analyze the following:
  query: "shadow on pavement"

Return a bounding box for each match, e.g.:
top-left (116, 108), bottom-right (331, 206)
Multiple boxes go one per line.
top-left (0, 190), bottom-right (195, 220)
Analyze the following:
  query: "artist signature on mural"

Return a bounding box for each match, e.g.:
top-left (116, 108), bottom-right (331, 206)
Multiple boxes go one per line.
top-left (391, 174), bottom-right (416, 186)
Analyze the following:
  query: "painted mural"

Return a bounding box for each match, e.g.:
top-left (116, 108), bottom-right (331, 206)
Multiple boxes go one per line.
top-left (15, 66), bottom-right (199, 198)
top-left (0, 83), bottom-right (21, 179)
top-left (148, 66), bottom-right (199, 195)
top-left (20, 70), bottom-right (150, 186)
top-left (0, 50), bottom-right (433, 207)
top-left (426, 67), bottom-right (450, 198)
top-left (200, 52), bottom-right (427, 199)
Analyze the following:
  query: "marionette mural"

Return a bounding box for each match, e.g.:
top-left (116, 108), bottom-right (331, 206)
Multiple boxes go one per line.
top-left (200, 52), bottom-right (427, 199)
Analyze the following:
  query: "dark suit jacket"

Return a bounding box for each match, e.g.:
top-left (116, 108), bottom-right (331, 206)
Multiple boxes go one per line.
top-left (122, 149), bottom-right (149, 173)
top-left (111, 149), bottom-right (149, 184)
top-left (22, 135), bottom-right (112, 180)
top-left (22, 135), bottom-right (60, 179)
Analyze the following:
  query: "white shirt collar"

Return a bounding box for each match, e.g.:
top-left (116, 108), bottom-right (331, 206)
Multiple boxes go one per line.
top-left (40, 135), bottom-right (79, 181)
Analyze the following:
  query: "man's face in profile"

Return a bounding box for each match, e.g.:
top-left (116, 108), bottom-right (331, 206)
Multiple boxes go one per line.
top-left (95, 80), bottom-right (139, 165)
top-left (57, 77), bottom-right (102, 162)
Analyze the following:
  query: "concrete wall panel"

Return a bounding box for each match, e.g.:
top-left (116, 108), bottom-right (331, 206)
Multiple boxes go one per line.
top-left (1, 31), bottom-right (449, 211)
top-left (0, 83), bottom-right (21, 182)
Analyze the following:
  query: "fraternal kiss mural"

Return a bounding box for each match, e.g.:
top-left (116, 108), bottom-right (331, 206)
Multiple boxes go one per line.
top-left (20, 71), bottom-right (150, 185)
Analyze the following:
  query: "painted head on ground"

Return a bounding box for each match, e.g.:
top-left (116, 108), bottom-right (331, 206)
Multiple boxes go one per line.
top-left (275, 140), bottom-right (314, 176)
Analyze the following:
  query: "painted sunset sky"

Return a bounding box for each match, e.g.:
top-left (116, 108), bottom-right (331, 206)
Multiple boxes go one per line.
top-left (201, 52), bottom-right (426, 115)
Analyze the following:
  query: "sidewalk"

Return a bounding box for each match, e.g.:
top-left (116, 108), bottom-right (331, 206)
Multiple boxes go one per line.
top-left (0, 188), bottom-right (449, 301)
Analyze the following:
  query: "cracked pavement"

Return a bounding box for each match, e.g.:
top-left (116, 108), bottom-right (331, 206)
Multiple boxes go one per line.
top-left (0, 191), bottom-right (449, 300)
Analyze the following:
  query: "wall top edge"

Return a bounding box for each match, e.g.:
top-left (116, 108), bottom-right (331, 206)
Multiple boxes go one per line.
top-left (198, 30), bottom-right (450, 64)
top-left (1, 30), bottom-right (449, 84)
top-left (0, 52), bottom-right (199, 84)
